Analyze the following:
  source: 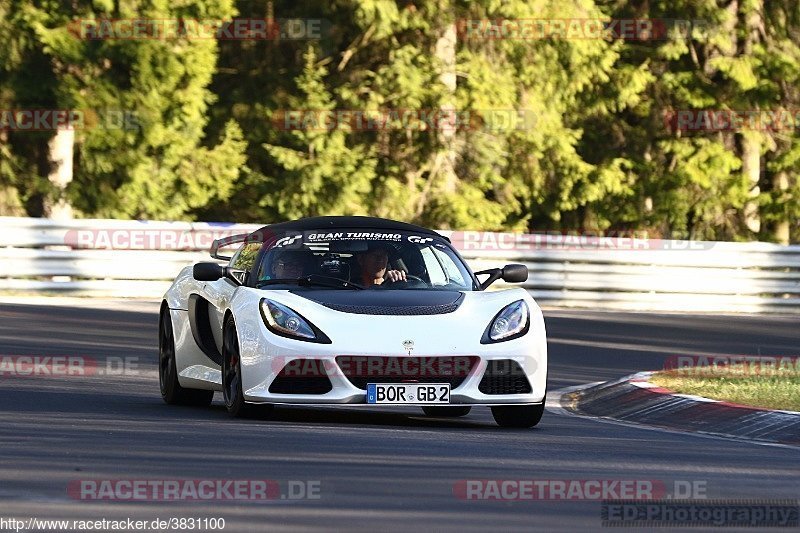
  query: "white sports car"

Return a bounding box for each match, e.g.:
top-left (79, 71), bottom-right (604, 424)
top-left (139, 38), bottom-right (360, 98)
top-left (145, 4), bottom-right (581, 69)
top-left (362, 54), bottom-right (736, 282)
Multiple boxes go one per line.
top-left (159, 216), bottom-right (547, 427)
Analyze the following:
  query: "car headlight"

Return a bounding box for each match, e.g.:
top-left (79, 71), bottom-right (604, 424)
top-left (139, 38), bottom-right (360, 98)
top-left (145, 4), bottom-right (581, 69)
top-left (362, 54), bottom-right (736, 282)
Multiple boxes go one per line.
top-left (482, 300), bottom-right (529, 343)
top-left (259, 299), bottom-right (331, 343)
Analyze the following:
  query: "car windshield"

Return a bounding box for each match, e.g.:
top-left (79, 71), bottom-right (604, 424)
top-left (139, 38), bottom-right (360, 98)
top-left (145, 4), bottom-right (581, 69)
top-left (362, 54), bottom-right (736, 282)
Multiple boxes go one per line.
top-left (254, 229), bottom-right (476, 291)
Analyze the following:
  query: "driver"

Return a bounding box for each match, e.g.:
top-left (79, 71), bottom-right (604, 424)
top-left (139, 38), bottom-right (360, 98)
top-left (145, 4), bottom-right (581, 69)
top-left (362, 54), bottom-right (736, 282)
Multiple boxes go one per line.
top-left (355, 244), bottom-right (407, 287)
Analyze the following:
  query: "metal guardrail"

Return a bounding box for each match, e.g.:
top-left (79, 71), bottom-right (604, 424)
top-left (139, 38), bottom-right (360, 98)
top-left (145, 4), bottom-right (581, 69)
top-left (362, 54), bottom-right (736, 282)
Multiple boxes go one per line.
top-left (1, 217), bottom-right (799, 312)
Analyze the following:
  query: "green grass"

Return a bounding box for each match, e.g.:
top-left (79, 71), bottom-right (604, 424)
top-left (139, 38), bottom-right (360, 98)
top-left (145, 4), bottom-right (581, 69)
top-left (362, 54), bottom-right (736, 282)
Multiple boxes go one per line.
top-left (650, 368), bottom-right (800, 412)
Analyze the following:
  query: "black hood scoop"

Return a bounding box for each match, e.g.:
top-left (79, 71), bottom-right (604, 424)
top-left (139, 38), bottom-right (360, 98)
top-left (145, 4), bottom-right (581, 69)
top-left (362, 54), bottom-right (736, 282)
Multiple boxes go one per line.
top-left (292, 290), bottom-right (465, 316)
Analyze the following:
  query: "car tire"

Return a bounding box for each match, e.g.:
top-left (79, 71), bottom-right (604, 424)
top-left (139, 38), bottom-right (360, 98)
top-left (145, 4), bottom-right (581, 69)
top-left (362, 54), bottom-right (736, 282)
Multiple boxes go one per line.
top-left (491, 402), bottom-right (544, 428)
top-left (159, 306), bottom-right (214, 407)
top-left (222, 316), bottom-right (247, 417)
top-left (422, 406), bottom-right (472, 417)
top-left (222, 316), bottom-right (274, 418)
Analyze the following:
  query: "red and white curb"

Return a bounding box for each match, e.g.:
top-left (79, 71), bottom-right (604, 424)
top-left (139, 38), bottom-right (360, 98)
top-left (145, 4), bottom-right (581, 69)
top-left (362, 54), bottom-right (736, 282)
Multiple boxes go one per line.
top-left (629, 371), bottom-right (800, 416)
top-left (548, 372), bottom-right (800, 448)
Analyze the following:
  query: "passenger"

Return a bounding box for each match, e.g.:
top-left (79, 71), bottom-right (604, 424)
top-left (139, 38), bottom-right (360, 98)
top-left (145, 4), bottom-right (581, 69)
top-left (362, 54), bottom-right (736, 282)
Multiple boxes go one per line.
top-left (268, 249), bottom-right (306, 279)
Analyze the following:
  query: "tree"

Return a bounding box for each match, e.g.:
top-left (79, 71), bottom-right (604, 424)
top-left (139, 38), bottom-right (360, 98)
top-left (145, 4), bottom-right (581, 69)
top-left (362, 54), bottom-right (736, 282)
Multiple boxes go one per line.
top-left (593, 0), bottom-right (800, 242)
top-left (4, 0), bottom-right (799, 242)
top-left (1, 0), bottom-right (248, 220)
top-left (754, 1), bottom-right (800, 243)
top-left (262, 46), bottom-right (377, 218)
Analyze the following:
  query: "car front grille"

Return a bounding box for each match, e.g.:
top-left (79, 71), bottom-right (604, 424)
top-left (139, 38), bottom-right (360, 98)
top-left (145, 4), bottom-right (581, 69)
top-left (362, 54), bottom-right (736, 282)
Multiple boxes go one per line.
top-left (269, 360), bottom-right (333, 395)
top-left (335, 356), bottom-right (479, 391)
top-left (478, 360), bottom-right (533, 395)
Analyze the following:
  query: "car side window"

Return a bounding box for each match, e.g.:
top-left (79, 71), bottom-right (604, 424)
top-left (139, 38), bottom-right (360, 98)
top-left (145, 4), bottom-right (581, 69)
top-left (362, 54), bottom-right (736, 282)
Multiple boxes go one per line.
top-left (431, 246), bottom-right (467, 286)
top-left (419, 247), bottom-right (447, 285)
top-left (230, 242), bottom-right (261, 271)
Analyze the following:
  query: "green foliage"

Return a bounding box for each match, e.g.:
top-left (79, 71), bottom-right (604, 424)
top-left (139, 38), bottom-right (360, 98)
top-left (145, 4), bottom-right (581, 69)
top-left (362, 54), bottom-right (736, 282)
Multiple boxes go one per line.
top-left (1, 0), bottom-right (798, 241)
top-left (1, 0), bottom-right (247, 220)
top-left (262, 46), bottom-right (377, 219)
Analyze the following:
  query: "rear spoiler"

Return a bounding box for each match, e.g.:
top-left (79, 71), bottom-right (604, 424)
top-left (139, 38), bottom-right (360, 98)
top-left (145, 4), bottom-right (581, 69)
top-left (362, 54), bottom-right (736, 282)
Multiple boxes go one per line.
top-left (210, 233), bottom-right (251, 260)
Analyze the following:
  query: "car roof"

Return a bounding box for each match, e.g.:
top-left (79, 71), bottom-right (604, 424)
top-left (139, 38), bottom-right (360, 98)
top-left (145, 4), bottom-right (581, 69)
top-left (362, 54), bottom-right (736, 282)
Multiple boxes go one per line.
top-left (248, 216), bottom-right (448, 242)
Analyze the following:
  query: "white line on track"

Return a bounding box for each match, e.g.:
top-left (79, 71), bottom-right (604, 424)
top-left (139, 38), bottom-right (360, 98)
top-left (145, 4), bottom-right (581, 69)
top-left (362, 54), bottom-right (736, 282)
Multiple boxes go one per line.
top-left (0, 296), bottom-right (161, 312)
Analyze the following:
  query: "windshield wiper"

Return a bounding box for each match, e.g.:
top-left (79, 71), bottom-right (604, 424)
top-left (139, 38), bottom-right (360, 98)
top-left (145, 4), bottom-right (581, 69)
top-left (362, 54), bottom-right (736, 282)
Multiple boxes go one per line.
top-left (257, 275), bottom-right (364, 290)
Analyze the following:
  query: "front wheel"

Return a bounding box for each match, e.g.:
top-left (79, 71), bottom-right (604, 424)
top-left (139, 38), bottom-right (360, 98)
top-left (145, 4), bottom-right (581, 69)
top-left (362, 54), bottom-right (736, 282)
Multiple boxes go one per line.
top-left (159, 307), bottom-right (213, 407)
top-left (422, 406), bottom-right (472, 417)
top-left (222, 316), bottom-right (247, 416)
top-left (491, 403), bottom-right (544, 428)
top-left (222, 316), bottom-right (273, 418)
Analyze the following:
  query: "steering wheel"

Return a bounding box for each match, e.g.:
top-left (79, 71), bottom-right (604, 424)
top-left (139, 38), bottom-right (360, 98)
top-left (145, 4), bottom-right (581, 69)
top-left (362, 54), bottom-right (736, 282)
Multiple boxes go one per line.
top-left (382, 274), bottom-right (427, 287)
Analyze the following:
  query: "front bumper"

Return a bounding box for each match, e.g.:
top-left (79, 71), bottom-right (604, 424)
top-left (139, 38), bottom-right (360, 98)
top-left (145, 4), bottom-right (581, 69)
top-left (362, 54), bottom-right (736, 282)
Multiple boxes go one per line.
top-left (229, 287), bottom-right (548, 406)
top-left (241, 354), bottom-right (546, 405)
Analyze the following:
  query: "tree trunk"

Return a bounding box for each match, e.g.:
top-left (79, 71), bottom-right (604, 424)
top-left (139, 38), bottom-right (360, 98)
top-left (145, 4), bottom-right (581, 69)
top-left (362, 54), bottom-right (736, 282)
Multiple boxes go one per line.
top-left (0, 129), bottom-right (24, 216)
top-left (416, 18), bottom-right (458, 222)
top-left (772, 171), bottom-right (790, 244)
top-left (434, 20), bottom-right (457, 195)
top-left (740, 1), bottom-right (763, 237)
top-left (740, 132), bottom-right (761, 235)
top-left (44, 128), bottom-right (74, 220)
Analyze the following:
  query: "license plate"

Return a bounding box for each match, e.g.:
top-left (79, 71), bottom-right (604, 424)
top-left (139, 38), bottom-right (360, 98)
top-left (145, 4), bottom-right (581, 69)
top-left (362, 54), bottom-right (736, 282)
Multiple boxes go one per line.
top-left (366, 383), bottom-right (450, 404)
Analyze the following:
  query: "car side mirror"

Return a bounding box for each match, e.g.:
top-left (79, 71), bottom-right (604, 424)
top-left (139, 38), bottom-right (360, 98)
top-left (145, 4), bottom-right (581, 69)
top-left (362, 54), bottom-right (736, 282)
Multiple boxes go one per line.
top-left (193, 262), bottom-right (225, 281)
top-left (475, 264), bottom-right (529, 290)
top-left (501, 264), bottom-right (528, 283)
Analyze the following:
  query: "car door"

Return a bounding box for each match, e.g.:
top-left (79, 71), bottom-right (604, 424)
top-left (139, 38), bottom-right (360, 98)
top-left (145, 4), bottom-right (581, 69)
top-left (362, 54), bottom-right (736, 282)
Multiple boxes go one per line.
top-left (202, 241), bottom-right (261, 353)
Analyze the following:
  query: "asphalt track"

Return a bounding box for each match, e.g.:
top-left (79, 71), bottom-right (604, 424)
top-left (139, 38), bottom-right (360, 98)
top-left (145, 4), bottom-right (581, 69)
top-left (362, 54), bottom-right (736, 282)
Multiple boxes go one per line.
top-left (1, 300), bottom-right (798, 531)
